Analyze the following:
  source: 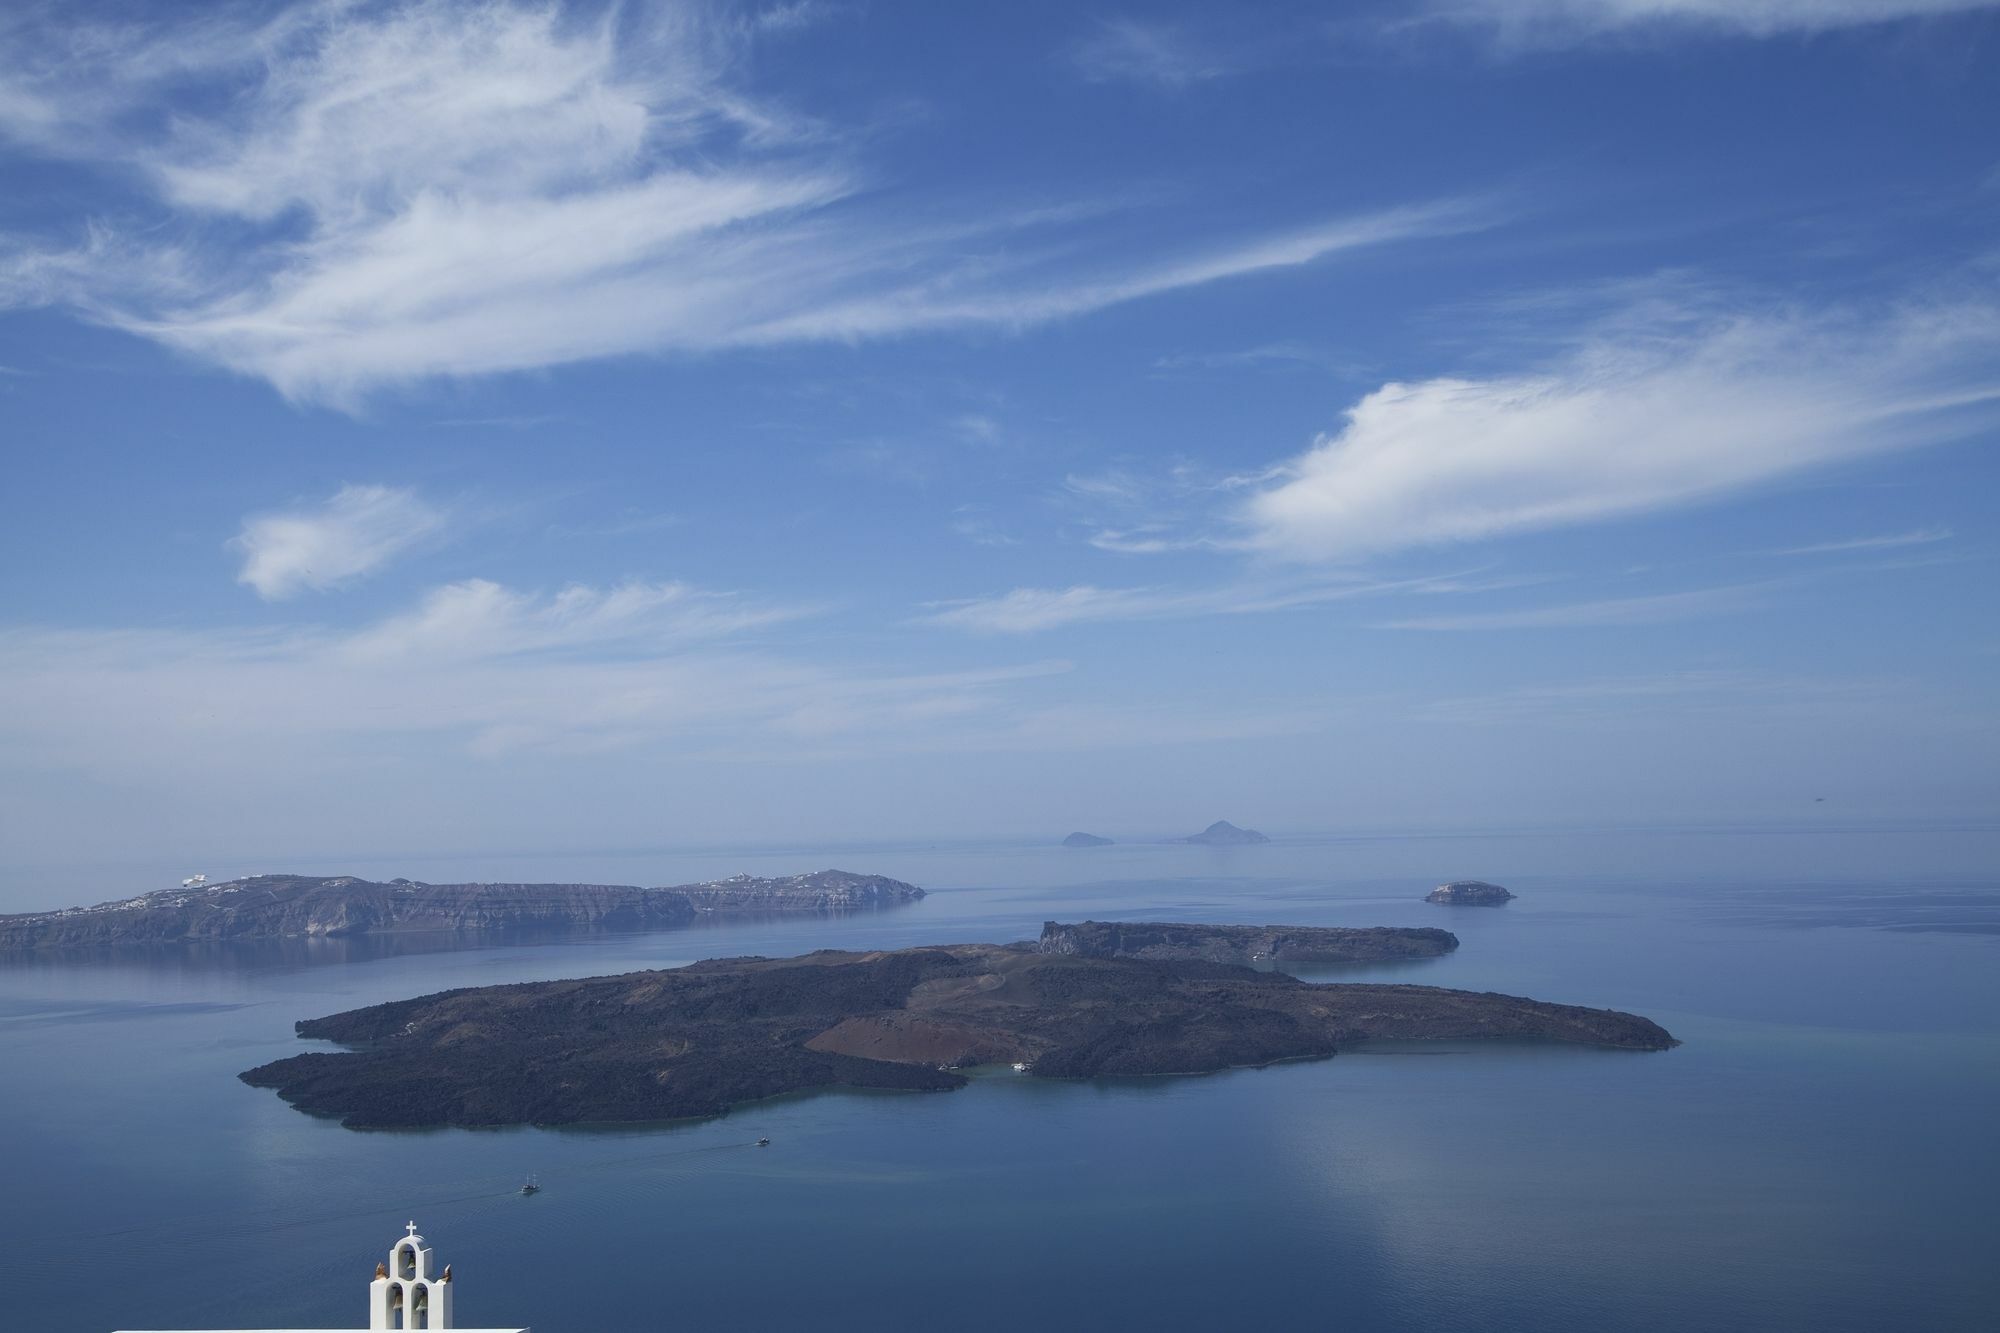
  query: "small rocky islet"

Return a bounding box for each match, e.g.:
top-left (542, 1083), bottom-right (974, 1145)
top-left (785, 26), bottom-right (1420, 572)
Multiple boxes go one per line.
top-left (240, 920), bottom-right (1675, 1130)
top-left (1060, 832), bottom-right (1114, 847)
top-left (1427, 880), bottom-right (1517, 906)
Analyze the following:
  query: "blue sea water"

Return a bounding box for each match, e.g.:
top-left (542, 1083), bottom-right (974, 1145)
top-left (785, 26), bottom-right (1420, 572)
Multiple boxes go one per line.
top-left (2, 828), bottom-right (1996, 1332)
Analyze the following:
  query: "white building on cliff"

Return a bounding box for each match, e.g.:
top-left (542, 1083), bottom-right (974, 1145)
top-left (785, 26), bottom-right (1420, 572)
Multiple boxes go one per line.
top-left (116, 1222), bottom-right (525, 1333)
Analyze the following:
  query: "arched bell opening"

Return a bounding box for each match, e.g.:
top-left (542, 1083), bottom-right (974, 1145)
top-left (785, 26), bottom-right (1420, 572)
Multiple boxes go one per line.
top-left (396, 1243), bottom-right (419, 1280)
top-left (411, 1283), bottom-right (430, 1329)
top-left (386, 1281), bottom-right (406, 1330)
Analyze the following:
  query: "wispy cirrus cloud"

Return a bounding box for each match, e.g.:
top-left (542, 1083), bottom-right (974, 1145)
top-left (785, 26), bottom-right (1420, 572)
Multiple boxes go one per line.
top-left (1764, 526), bottom-right (1953, 558)
top-left (925, 570), bottom-right (1516, 634)
top-left (913, 279), bottom-right (1996, 638)
top-left (739, 200), bottom-right (1487, 343)
top-left (1066, 17), bottom-right (1234, 87)
top-left (0, 575), bottom-right (1055, 766)
top-left (1059, 460), bottom-right (1274, 556)
top-left (1376, 581), bottom-right (1772, 630)
top-left (338, 577), bottom-right (809, 662)
top-left (1086, 528), bottom-right (1232, 555)
top-left (1413, 668), bottom-right (1904, 725)
top-left (1423, 0), bottom-right (2000, 44)
top-left (231, 483), bottom-right (447, 599)
top-left (0, 0), bottom-right (1481, 406)
top-left (1151, 342), bottom-right (1339, 375)
top-left (1242, 292), bottom-right (2000, 562)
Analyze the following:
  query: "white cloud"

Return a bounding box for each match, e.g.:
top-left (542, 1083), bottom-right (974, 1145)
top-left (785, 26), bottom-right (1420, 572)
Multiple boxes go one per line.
top-left (1243, 296), bottom-right (2000, 562)
top-left (1431, 0), bottom-right (2000, 42)
top-left (232, 484), bottom-right (446, 599)
top-left (0, 1), bottom-right (1479, 406)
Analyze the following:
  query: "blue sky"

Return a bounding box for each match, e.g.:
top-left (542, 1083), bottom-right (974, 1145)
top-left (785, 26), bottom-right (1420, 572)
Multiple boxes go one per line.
top-left (2, 0), bottom-right (1997, 892)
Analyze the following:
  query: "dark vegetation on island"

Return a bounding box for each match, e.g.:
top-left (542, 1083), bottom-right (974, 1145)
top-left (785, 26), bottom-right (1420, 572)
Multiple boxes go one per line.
top-left (1176, 820), bottom-right (1270, 845)
top-left (1427, 881), bottom-right (1516, 906)
top-left (240, 923), bottom-right (1676, 1129)
top-left (0, 870), bottom-right (925, 951)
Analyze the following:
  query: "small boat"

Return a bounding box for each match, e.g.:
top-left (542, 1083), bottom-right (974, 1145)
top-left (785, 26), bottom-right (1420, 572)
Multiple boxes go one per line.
top-left (1012, 1062), bottom-right (1029, 1073)
top-left (519, 1176), bottom-right (540, 1196)
top-left (756, 1137), bottom-right (771, 1147)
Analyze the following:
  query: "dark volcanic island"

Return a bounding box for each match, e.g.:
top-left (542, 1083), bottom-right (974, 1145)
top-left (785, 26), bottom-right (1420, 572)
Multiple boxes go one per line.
top-left (240, 921), bottom-right (1674, 1129)
top-left (0, 870), bottom-right (924, 950)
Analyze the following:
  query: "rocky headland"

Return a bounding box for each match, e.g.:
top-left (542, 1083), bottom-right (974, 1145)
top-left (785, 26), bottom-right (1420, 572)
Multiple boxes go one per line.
top-left (1060, 832), bottom-right (1114, 847)
top-left (1035, 920), bottom-right (1458, 965)
top-left (1427, 881), bottom-right (1516, 906)
top-left (1177, 820), bottom-right (1270, 845)
top-left (239, 938), bottom-right (1675, 1129)
top-left (0, 870), bottom-right (925, 951)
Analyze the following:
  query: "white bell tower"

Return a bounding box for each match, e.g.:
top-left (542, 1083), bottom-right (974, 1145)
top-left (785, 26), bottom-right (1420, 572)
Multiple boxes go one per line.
top-left (370, 1221), bottom-right (455, 1330)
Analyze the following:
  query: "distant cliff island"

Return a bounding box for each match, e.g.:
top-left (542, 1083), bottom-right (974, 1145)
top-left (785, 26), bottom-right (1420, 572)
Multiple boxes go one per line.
top-left (1427, 881), bottom-right (1516, 906)
top-left (0, 870), bottom-right (925, 951)
top-left (1176, 820), bottom-right (1270, 845)
top-left (1060, 832), bottom-right (1114, 847)
top-left (241, 920), bottom-right (1674, 1129)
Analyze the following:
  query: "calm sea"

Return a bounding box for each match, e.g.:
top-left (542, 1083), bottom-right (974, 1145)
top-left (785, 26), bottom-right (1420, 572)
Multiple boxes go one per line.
top-left (2, 828), bottom-right (1996, 1332)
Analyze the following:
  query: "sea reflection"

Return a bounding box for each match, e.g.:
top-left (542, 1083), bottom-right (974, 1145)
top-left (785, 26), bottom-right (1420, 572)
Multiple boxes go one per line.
top-left (0, 835), bottom-right (1995, 1332)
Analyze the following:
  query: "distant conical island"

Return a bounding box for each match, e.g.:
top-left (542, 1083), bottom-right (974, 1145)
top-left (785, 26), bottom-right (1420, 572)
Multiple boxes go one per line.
top-left (1427, 880), bottom-right (1515, 906)
top-left (1061, 832), bottom-right (1114, 847)
top-left (1178, 820), bottom-right (1269, 845)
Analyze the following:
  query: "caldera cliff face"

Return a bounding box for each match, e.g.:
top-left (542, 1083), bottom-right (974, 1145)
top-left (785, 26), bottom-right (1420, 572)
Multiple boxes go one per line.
top-left (0, 870), bottom-right (925, 950)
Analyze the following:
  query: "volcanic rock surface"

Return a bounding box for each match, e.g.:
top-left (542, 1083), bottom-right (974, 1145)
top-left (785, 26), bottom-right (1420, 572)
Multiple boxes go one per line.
top-left (240, 940), bottom-right (1676, 1128)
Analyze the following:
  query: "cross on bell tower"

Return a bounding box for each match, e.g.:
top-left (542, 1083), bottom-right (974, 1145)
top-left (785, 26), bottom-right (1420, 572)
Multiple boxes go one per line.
top-left (370, 1221), bottom-right (455, 1330)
